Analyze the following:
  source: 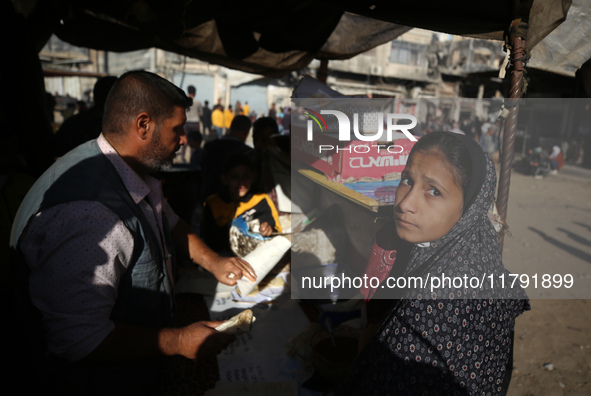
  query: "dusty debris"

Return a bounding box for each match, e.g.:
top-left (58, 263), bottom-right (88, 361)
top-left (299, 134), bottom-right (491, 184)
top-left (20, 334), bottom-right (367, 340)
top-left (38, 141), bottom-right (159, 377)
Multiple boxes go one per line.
top-left (543, 363), bottom-right (554, 371)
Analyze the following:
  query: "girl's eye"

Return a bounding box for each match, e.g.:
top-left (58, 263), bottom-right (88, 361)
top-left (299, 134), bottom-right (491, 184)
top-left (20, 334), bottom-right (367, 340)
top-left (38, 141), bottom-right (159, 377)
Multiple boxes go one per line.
top-left (401, 178), bottom-right (411, 186)
top-left (428, 188), bottom-right (441, 197)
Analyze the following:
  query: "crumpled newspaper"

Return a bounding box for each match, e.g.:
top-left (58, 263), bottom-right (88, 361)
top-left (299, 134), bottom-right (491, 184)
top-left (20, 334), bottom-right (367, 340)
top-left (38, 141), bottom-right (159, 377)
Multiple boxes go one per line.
top-left (229, 217), bottom-right (271, 257)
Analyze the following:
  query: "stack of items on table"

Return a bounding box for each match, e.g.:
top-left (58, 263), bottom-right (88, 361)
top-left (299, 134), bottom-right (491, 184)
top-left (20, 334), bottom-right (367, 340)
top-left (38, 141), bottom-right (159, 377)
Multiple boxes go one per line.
top-left (290, 76), bottom-right (418, 206)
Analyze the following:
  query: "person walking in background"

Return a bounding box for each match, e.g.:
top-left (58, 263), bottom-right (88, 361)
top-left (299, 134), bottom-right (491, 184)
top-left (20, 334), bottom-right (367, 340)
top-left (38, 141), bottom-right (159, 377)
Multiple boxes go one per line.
top-left (211, 104), bottom-right (225, 139)
top-left (276, 107), bottom-right (284, 134)
top-left (234, 100), bottom-right (243, 116)
top-left (181, 85), bottom-right (203, 163)
top-left (478, 122), bottom-right (499, 165)
top-left (185, 85), bottom-right (202, 131)
top-left (243, 101), bottom-right (250, 118)
top-left (224, 105), bottom-right (235, 131)
top-left (201, 100), bottom-right (213, 141)
top-left (281, 106), bottom-right (291, 135)
top-left (268, 102), bottom-right (277, 120)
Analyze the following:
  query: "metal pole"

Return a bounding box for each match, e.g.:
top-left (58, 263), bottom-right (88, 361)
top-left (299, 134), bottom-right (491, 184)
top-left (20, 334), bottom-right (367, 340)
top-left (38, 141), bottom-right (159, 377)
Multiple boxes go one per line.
top-left (497, 36), bottom-right (526, 249)
top-left (317, 59), bottom-right (328, 84)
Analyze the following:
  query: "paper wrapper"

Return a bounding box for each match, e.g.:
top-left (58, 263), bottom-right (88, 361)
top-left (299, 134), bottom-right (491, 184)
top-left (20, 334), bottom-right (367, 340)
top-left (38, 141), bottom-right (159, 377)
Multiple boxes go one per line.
top-left (235, 236), bottom-right (291, 296)
top-left (215, 309), bottom-right (256, 334)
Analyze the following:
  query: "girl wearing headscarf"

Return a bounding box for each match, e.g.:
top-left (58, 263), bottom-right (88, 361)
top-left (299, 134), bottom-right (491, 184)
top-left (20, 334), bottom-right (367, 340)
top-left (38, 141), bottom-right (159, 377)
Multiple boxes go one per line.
top-left (339, 132), bottom-right (529, 395)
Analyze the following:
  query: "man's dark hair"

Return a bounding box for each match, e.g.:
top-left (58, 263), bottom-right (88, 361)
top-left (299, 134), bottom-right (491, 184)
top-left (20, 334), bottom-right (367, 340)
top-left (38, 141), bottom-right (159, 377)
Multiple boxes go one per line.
top-left (230, 115), bottom-right (252, 132)
top-left (221, 151), bottom-right (255, 176)
top-left (187, 85), bottom-right (196, 96)
top-left (253, 117), bottom-right (279, 135)
top-left (102, 71), bottom-right (192, 136)
top-left (253, 117), bottom-right (279, 146)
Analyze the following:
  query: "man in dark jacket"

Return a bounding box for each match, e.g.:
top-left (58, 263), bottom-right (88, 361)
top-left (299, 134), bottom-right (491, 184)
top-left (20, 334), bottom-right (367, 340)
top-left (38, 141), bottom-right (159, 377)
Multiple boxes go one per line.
top-left (10, 71), bottom-right (256, 395)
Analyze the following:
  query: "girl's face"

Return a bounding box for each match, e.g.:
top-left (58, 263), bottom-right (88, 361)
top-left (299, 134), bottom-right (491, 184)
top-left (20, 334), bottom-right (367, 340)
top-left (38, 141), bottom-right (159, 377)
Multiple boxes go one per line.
top-left (394, 150), bottom-right (464, 243)
top-left (223, 164), bottom-right (253, 201)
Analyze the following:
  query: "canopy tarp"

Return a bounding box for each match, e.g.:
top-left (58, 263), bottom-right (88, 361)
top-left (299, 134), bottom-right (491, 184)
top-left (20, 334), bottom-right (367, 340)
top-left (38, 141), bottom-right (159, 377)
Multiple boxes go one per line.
top-left (528, 0), bottom-right (591, 77)
top-left (13, 0), bottom-right (574, 77)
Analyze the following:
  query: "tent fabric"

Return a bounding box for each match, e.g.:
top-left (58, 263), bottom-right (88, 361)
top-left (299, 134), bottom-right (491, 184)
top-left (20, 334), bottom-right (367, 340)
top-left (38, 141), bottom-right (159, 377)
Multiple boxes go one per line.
top-left (528, 0), bottom-right (591, 77)
top-left (13, 0), bottom-right (573, 77)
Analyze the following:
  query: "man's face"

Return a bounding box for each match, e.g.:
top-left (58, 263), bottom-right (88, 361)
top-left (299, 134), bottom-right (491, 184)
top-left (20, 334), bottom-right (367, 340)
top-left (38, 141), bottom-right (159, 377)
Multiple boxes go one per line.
top-left (139, 106), bottom-right (187, 172)
top-left (394, 150), bottom-right (464, 243)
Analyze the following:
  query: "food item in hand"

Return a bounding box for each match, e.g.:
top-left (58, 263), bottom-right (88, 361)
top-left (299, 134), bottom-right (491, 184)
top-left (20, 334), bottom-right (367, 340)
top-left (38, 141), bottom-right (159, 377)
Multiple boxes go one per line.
top-left (215, 309), bottom-right (256, 334)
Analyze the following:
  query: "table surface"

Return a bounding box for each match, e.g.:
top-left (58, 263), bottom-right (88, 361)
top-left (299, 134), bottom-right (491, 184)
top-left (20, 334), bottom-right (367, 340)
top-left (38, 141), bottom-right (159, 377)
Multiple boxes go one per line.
top-left (153, 288), bottom-right (324, 395)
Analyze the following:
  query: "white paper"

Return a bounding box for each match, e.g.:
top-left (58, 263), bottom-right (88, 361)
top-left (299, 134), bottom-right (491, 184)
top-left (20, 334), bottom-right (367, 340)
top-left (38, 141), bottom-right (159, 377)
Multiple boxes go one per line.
top-left (207, 295), bottom-right (257, 313)
top-left (231, 271), bottom-right (289, 303)
top-left (235, 236), bottom-right (291, 296)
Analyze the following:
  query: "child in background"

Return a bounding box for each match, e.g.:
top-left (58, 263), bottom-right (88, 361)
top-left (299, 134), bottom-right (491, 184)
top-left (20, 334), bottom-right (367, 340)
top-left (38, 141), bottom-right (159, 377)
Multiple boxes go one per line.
top-left (201, 153), bottom-right (282, 255)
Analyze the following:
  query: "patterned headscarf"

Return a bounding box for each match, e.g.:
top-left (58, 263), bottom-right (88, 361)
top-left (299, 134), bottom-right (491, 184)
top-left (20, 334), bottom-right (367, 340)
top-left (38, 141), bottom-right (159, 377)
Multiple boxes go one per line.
top-left (346, 132), bottom-right (530, 395)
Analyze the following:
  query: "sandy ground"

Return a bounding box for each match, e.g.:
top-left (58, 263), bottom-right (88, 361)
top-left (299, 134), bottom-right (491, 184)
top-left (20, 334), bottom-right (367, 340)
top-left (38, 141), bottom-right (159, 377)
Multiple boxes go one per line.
top-left (500, 163), bottom-right (591, 395)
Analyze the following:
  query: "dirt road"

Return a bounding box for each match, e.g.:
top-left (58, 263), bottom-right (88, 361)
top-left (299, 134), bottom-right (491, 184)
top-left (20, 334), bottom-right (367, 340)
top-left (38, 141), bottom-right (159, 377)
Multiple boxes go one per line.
top-left (501, 164), bottom-right (591, 395)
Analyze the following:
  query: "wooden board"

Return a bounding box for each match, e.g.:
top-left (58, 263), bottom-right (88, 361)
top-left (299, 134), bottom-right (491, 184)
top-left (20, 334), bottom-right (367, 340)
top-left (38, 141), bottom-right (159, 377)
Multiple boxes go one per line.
top-left (298, 169), bottom-right (387, 212)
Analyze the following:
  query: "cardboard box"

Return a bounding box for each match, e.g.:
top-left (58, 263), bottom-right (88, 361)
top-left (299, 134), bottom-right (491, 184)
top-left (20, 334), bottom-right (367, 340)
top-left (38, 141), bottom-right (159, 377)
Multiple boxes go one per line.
top-left (292, 123), bottom-right (417, 182)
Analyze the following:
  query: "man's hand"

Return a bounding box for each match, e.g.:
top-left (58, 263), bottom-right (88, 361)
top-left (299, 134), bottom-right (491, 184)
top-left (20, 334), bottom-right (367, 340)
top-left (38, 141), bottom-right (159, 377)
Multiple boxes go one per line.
top-left (172, 219), bottom-right (257, 286)
top-left (86, 321), bottom-right (235, 362)
top-left (210, 256), bottom-right (257, 286)
top-left (175, 321), bottom-right (235, 360)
